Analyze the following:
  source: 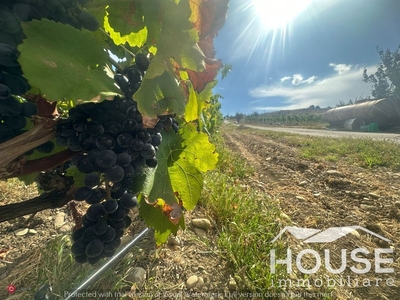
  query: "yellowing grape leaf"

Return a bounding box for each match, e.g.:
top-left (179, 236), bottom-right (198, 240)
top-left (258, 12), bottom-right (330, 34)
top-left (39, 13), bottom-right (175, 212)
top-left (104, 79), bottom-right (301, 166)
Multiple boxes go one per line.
top-left (184, 80), bottom-right (217, 122)
top-left (19, 20), bottom-right (119, 102)
top-left (107, 1), bottom-right (145, 36)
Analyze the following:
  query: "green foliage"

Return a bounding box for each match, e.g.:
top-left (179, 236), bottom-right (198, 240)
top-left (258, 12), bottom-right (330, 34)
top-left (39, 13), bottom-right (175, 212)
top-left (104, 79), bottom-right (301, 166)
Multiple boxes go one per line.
top-left (363, 45), bottom-right (400, 99)
top-left (8, 0), bottom-right (229, 245)
top-left (202, 93), bottom-right (224, 134)
top-left (19, 20), bottom-right (119, 102)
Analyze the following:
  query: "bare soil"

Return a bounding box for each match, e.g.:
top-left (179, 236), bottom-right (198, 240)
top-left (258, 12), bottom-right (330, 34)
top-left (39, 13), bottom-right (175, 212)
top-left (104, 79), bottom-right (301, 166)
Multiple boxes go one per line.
top-left (0, 127), bottom-right (399, 300)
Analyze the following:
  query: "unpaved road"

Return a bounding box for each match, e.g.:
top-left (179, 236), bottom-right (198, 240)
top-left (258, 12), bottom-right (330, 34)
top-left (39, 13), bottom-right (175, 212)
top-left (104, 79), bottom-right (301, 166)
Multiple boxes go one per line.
top-left (223, 128), bottom-right (400, 300)
top-left (243, 124), bottom-right (400, 142)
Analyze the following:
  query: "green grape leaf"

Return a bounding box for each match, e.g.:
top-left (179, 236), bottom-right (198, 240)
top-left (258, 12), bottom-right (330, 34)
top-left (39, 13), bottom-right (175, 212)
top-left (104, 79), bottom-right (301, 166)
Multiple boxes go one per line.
top-left (135, 71), bottom-right (185, 117)
top-left (146, 0), bottom-right (205, 78)
top-left (180, 123), bottom-right (218, 173)
top-left (139, 0), bottom-right (161, 46)
top-left (66, 166), bottom-right (86, 188)
top-left (138, 194), bottom-right (184, 245)
top-left (104, 12), bottom-right (147, 48)
top-left (19, 20), bottom-right (119, 102)
top-left (107, 0), bottom-right (145, 36)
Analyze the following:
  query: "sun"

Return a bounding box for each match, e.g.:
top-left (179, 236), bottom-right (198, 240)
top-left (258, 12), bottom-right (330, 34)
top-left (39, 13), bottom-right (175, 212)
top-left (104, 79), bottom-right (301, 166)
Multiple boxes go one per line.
top-left (252, 0), bottom-right (312, 30)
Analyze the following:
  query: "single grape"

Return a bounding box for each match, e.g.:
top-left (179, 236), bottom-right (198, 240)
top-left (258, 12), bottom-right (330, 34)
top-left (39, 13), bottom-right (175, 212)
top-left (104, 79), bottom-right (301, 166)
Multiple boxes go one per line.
top-left (67, 135), bottom-right (82, 152)
top-left (86, 203), bottom-right (105, 221)
top-left (140, 143), bottom-right (156, 159)
top-left (108, 219), bottom-right (125, 231)
top-left (77, 157), bottom-right (95, 173)
top-left (74, 186), bottom-right (93, 201)
top-left (96, 149), bottom-right (117, 168)
top-left (84, 173), bottom-right (100, 188)
top-left (71, 238), bottom-right (88, 256)
top-left (119, 193), bottom-right (138, 209)
top-left (104, 238), bottom-right (121, 253)
top-left (105, 164), bottom-right (124, 183)
top-left (81, 226), bottom-right (97, 242)
top-left (146, 157), bottom-right (158, 168)
top-left (123, 118), bottom-right (139, 132)
top-left (116, 152), bottom-right (131, 167)
top-left (122, 164), bottom-right (134, 178)
top-left (72, 227), bottom-right (85, 242)
top-left (123, 216), bottom-right (132, 228)
top-left (85, 239), bottom-right (104, 258)
top-left (130, 138), bottom-right (143, 151)
top-left (93, 220), bottom-right (109, 235)
top-left (86, 188), bottom-right (105, 205)
top-left (74, 254), bottom-right (88, 264)
top-left (104, 121), bottom-right (122, 137)
top-left (135, 53), bottom-right (150, 72)
top-left (86, 121), bottom-right (104, 137)
top-left (79, 131), bottom-right (96, 150)
top-left (96, 134), bottom-right (116, 150)
top-left (109, 205), bottom-right (127, 221)
top-left (151, 132), bottom-right (162, 146)
top-left (103, 199), bottom-right (118, 214)
top-left (116, 133), bottom-right (133, 148)
top-left (98, 226), bottom-right (116, 243)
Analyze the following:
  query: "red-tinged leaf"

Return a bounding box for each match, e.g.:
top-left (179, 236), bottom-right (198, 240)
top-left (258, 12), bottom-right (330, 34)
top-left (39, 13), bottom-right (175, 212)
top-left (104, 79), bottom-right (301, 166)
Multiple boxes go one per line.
top-left (187, 60), bottom-right (222, 93)
top-left (190, 0), bottom-right (229, 39)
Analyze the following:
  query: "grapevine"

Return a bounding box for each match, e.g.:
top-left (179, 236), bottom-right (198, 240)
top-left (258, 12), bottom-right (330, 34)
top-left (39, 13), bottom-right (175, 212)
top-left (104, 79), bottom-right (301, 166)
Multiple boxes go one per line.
top-left (0, 0), bottom-right (229, 264)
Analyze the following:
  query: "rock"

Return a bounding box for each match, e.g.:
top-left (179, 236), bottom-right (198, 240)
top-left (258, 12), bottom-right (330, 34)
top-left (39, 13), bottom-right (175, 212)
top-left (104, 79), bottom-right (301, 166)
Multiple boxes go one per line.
top-left (54, 212), bottom-right (65, 229)
top-left (298, 181), bottom-right (307, 186)
top-left (193, 227), bottom-right (207, 238)
top-left (58, 224), bottom-right (72, 234)
top-left (198, 265), bottom-right (206, 272)
top-left (326, 170), bottom-right (344, 177)
top-left (192, 218), bottom-right (211, 230)
top-left (295, 196), bottom-right (306, 201)
top-left (368, 192), bottom-right (380, 199)
top-left (15, 228), bottom-right (29, 236)
top-left (186, 275), bottom-right (199, 289)
top-left (313, 193), bottom-right (321, 197)
top-left (28, 229), bottom-right (37, 234)
top-left (168, 235), bottom-right (181, 246)
top-left (349, 230), bottom-right (360, 238)
top-left (228, 277), bottom-right (237, 290)
top-left (196, 276), bottom-right (205, 289)
top-left (126, 267), bottom-right (146, 283)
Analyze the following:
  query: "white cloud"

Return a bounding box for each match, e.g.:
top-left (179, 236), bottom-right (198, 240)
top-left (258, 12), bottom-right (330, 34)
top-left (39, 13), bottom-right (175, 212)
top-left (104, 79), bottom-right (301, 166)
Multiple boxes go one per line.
top-left (249, 64), bottom-right (376, 112)
top-left (303, 75), bottom-right (317, 84)
top-left (292, 74), bottom-right (303, 85)
top-left (329, 63), bottom-right (352, 75)
top-left (280, 76), bottom-right (291, 82)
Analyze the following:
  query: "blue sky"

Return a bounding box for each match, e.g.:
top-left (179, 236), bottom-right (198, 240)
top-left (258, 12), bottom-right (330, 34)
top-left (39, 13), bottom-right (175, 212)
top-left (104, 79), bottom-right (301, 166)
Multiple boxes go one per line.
top-left (214, 0), bottom-right (400, 116)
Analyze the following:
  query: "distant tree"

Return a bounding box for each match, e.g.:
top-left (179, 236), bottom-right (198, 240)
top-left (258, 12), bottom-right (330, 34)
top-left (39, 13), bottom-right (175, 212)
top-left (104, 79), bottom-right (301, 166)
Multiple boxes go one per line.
top-left (315, 105), bottom-right (321, 109)
top-left (308, 105), bottom-right (315, 109)
top-left (363, 45), bottom-right (400, 99)
top-left (235, 112), bottom-right (244, 123)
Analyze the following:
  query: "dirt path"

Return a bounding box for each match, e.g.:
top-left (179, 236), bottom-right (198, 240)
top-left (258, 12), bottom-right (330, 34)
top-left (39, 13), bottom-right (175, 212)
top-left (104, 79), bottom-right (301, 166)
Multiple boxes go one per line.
top-left (224, 129), bottom-right (400, 300)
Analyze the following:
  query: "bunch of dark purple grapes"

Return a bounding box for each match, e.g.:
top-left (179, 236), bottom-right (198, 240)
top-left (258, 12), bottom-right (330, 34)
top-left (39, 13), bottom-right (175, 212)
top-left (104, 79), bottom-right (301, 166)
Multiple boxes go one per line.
top-left (56, 96), bottom-right (178, 263)
top-left (70, 177), bottom-right (137, 264)
top-left (0, 42), bottom-right (39, 145)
